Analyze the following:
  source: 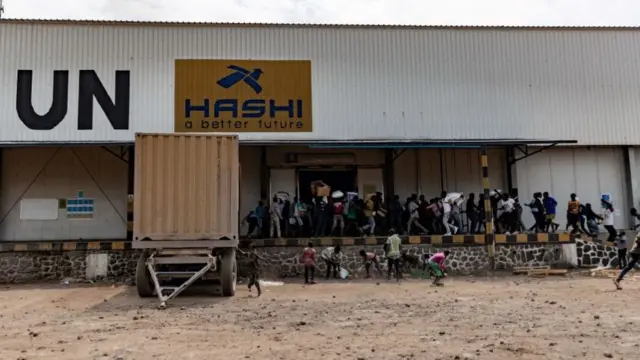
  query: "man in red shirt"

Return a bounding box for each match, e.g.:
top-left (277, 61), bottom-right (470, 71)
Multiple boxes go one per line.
top-left (301, 242), bottom-right (317, 284)
top-left (331, 199), bottom-right (345, 236)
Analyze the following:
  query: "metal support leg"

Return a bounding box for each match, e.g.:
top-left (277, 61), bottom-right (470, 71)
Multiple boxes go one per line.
top-left (146, 254), bottom-right (216, 309)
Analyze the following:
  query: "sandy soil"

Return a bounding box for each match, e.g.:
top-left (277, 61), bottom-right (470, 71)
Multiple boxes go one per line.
top-left (0, 275), bottom-right (638, 360)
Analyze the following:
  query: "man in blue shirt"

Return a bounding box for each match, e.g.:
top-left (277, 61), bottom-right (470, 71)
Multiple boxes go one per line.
top-left (543, 192), bottom-right (559, 232)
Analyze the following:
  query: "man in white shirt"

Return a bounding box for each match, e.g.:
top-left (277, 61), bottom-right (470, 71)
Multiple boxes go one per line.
top-left (442, 201), bottom-right (458, 236)
top-left (497, 193), bottom-right (516, 234)
top-left (269, 197), bottom-right (283, 238)
top-left (602, 199), bottom-right (617, 244)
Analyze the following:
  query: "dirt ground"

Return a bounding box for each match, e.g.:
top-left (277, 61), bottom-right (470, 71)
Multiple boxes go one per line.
top-left (0, 275), bottom-right (638, 360)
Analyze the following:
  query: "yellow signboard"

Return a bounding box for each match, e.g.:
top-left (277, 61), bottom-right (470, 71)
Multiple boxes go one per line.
top-left (174, 60), bottom-right (312, 133)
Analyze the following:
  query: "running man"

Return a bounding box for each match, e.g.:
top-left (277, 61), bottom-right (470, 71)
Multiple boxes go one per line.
top-left (566, 193), bottom-right (583, 235)
top-left (240, 244), bottom-right (264, 297)
top-left (614, 233), bottom-right (640, 290)
top-left (359, 249), bottom-right (383, 278)
top-left (543, 192), bottom-right (559, 232)
top-left (427, 251), bottom-right (450, 286)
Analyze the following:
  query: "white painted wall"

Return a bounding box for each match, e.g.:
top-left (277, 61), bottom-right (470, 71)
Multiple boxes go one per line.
top-left (0, 146), bottom-right (127, 241)
top-left (270, 169), bottom-right (297, 201)
top-left (515, 147), bottom-right (629, 229)
top-left (85, 253), bottom-right (109, 279)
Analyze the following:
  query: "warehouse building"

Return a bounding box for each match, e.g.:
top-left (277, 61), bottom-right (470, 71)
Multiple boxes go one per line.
top-left (0, 19), bottom-right (638, 240)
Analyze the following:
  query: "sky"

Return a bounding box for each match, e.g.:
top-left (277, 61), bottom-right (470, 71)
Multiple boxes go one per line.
top-left (2, 0), bottom-right (640, 26)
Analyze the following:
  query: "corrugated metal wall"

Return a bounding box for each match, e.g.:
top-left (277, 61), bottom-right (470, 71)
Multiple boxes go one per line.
top-left (3, 22), bottom-right (640, 144)
top-left (515, 147), bottom-right (629, 229)
top-left (416, 148), bottom-right (506, 198)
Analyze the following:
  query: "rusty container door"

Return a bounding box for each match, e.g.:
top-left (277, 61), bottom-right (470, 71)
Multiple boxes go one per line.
top-left (133, 133), bottom-right (240, 247)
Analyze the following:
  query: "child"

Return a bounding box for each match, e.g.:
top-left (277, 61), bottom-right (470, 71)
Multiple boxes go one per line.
top-left (615, 231), bottom-right (628, 270)
top-left (426, 251), bottom-right (450, 286)
top-left (301, 242), bottom-right (317, 284)
top-left (400, 249), bottom-right (422, 273)
top-left (240, 244), bottom-right (264, 297)
top-left (359, 249), bottom-right (382, 278)
top-left (614, 234), bottom-right (640, 290)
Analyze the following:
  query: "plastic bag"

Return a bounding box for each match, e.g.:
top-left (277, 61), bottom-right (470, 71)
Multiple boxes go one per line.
top-left (339, 268), bottom-right (350, 279)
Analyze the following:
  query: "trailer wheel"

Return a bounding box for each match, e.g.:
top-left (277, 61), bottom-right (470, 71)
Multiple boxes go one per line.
top-left (136, 252), bottom-right (154, 298)
top-left (220, 249), bottom-right (237, 297)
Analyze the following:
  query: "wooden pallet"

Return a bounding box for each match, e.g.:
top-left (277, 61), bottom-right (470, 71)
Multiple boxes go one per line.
top-left (589, 268), bottom-right (638, 280)
top-left (513, 265), bottom-right (550, 274)
top-left (527, 269), bottom-right (568, 277)
top-left (590, 269), bottom-right (620, 277)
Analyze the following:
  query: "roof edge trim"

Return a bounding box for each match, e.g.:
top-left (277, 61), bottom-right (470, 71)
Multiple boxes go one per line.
top-left (1, 18), bottom-right (640, 31)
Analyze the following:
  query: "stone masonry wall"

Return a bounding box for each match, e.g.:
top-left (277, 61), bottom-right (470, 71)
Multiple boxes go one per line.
top-left (0, 251), bottom-right (139, 283)
top-left (494, 244), bottom-right (568, 270)
top-left (575, 238), bottom-right (620, 268)
top-left (0, 242), bottom-right (592, 284)
top-left (246, 243), bottom-right (575, 278)
top-left (241, 245), bottom-right (491, 279)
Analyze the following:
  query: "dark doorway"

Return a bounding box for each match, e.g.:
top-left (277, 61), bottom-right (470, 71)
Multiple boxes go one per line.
top-left (298, 169), bottom-right (357, 201)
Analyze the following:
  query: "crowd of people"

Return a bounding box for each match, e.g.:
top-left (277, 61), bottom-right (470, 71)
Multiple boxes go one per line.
top-left (241, 188), bottom-right (625, 240)
top-left (239, 188), bottom-right (640, 294)
top-left (299, 234), bottom-right (450, 286)
top-left (243, 229), bottom-right (452, 297)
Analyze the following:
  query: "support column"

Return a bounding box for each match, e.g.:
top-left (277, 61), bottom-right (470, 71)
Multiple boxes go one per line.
top-left (0, 148), bottom-right (3, 210)
top-left (439, 149), bottom-right (445, 191)
top-left (505, 147), bottom-right (515, 193)
top-left (126, 145), bottom-right (134, 241)
top-left (481, 146), bottom-right (495, 270)
top-left (259, 146), bottom-right (269, 202)
top-left (624, 147), bottom-right (638, 229)
top-left (384, 149), bottom-right (395, 206)
top-left (415, 149), bottom-right (422, 195)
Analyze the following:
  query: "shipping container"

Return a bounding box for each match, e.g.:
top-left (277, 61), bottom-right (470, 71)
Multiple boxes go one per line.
top-left (132, 133), bottom-right (240, 307)
top-left (133, 133), bottom-right (240, 245)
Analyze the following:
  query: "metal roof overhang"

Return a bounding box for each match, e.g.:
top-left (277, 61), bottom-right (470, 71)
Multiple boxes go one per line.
top-left (0, 138), bottom-right (577, 148)
top-left (240, 138), bottom-right (578, 148)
